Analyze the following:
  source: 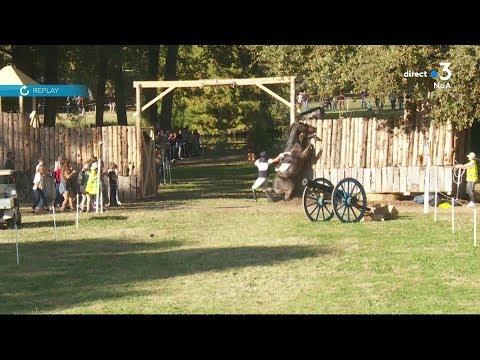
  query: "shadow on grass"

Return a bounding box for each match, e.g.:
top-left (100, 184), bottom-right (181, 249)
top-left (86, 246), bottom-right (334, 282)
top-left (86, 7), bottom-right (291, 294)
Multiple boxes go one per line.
top-left (0, 239), bottom-right (332, 313)
top-left (19, 220), bottom-right (76, 229)
top-left (87, 216), bottom-right (128, 221)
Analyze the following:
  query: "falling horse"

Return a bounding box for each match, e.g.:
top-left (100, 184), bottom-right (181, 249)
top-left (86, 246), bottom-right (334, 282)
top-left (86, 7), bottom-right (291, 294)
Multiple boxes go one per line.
top-left (270, 122), bottom-right (318, 201)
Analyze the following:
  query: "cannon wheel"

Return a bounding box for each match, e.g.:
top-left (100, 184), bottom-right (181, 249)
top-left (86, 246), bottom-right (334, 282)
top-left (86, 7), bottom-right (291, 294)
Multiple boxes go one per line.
top-left (332, 178), bottom-right (367, 223)
top-left (302, 178), bottom-right (335, 221)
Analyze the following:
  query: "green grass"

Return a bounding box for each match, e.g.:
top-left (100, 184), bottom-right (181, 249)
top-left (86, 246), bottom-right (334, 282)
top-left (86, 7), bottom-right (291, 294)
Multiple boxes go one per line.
top-left (306, 98), bottom-right (404, 119)
top-left (1, 154), bottom-right (480, 314)
top-left (39, 111), bottom-right (139, 128)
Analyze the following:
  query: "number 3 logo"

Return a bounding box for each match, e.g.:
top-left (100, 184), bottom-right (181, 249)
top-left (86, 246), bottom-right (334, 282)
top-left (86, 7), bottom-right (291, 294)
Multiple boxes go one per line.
top-left (439, 62), bottom-right (452, 81)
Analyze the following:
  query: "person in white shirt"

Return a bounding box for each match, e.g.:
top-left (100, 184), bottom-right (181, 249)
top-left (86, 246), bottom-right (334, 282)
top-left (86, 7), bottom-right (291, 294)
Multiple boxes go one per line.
top-left (251, 151), bottom-right (276, 202)
top-left (32, 165), bottom-right (49, 213)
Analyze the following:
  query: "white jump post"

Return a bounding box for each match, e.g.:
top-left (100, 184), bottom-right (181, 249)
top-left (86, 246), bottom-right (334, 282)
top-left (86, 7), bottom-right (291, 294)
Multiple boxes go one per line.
top-left (475, 207), bottom-right (477, 247)
top-left (452, 196), bottom-right (455, 234)
top-left (14, 213), bottom-right (19, 265)
top-left (424, 140), bottom-right (431, 215)
top-left (76, 193), bottom-right (79, 229)
top-left (434, 166), bottom-right (438, 222)
top-left (52, 201), bottom-right (57, 240)
top-left (96, 141), bottom-right (103, 214)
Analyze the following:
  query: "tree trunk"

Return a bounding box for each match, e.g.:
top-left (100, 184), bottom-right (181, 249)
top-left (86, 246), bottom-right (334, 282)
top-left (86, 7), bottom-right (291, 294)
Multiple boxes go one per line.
top-left (159, 45), bottom-right (178, 130)
top-left (112, 46), bottom-right (127, 126)
top-left (95, 46), bottom-right (108, 127)
top-left (145, 45), bottom-right (160, 126)
top-left (44, 46), bottom-right (59, 127)
top-left (12, 45), bottom-right (34, 113)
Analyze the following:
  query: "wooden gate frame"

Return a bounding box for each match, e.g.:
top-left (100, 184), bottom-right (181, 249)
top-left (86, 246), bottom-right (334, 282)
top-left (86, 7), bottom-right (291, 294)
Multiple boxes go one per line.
top-left (133, 76), bottom-right (296, 197)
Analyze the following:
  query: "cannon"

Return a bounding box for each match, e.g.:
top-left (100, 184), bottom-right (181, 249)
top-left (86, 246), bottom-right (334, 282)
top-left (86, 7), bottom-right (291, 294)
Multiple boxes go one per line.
top-left (302, 177), bottom-right (367, 223)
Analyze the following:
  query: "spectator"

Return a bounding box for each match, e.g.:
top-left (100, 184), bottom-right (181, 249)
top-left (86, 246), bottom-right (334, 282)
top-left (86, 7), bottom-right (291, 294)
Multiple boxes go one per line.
top-left (398, 94), bottom-right (404, 110)
top-left (32, 164), bottom-right (49, 213)
top-left (360, 90), bottom-right (367, 110)
top-left (4, 151), bottom-right (14, 170)
top-left (337, 91), bottom-right (345, 110)
top-left (77, 163), bottom-right (90, 212)
top-left (85, 162), bottom-right (99, 212)
top-left (66, 97), bottom-right (71, 114)
top-left (453, 152), bottom-right (478, 207)
top-left (390, 93), bottom-right (397, 110)
top-left (107, 162), bottom-right (119, 206)
top-left (35, 156), bottom-right (44, 173)
top-left (193, 130), bottom-right (201, 156)
top-left (296, 92), bottom-right (304, 110)
top-left (60, 160), bottom-right (77, 211)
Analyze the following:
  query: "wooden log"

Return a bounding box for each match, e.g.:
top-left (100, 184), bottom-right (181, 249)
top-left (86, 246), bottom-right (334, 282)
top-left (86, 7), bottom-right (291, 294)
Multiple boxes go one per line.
top-left (51, 126), bottom-right (56, 170)
top-left (345, 118), bottom-right (351, 168)
top-left (371, 118), bottom-right (377, 168)
top-left (417, 120), bottom-right (425, 167)
top-left (321, 119), bottom-right (328, 168)
top-left (444, 166), bottom-right (453, 193)
top-left (437, 122), bottom-right (445, 166)
top-left (445, 121), bottom-right (453, 165)
top-left (10, 114), bottom-right (16, 163)
top-left (392, 166), bottom-right (400, 193)
top-left (381, 167), bottom-right (388, 193)
top-left (377, 120), bottom-right (384, 168)
top-left (121, 126), bottom-right (128, 176)
top-left (362, 168), bottom-right (371, 193)
top-left (353, 118), bottom-right (363, 168)
top-left (400, 167), bottom-right (407, 193)
top-left (412, 120), bottom-right (419, 167)
top-left (349, 118), bottom-right (356, 168)
top-left (333, 119), bottom-right (340, 169)
top-left (369, 167), bottom-right (376, 193)
top-left (365, 118), bottom-right (371, 169)
top-left (102, 126), bottom-right (109, 169)
top-left (329, 119), bottom-right (338, 169)
top-left (411, 167), bottom-right (420, 192)
top-left (385, 119), bottom-right (394, 167)
top-left (408, 117), bottom-right (415, 167)
top-left (419, 167), bottom-right (425, 192)
top-left (392, 117), bottom-right (399, 167)
top-left (18, 113), bottom-right (25, 173)
top-left (0, 114), bottom-right (4, 167)
top-left (325, 119), bottom-right (332, 169)
top-left (340, 118), bottom-right (346, 168)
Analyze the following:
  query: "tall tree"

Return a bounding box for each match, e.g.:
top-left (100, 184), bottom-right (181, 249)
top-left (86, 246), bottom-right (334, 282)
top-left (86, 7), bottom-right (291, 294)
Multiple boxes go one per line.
top-left (111, 45), bottom-right (127, 126)
top-left (11, 45), bottom-right (34, 113)
top-left (44, 45), bottom-right (59, 127)
top-left (94, 46), bottom-right (108, 127)
top-left (159, 45), bottom-right (178, 130)
top-left (145, 45), bottom-right (160, 126)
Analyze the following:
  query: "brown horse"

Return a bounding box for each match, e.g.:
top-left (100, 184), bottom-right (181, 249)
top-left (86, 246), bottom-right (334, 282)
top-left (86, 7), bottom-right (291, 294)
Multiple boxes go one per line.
top-left (270, 122), bottom-right (318, 201)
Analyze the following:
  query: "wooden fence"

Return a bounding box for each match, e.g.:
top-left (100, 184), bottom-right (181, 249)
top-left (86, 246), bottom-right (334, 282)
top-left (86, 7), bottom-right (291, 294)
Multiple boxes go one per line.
top-left (0, 112), bottom-right (156, 201)
top-left (301, 113), bottom-right (469, 194)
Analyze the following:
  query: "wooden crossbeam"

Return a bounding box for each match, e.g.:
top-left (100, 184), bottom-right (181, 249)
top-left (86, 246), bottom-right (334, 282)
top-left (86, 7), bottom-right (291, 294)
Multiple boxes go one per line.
top-left (133, 76), bottom-right (293, 89)
top-left (133, 86), bottom-right (175, 117)
top-left (255, 83), bottom-right (290, 107)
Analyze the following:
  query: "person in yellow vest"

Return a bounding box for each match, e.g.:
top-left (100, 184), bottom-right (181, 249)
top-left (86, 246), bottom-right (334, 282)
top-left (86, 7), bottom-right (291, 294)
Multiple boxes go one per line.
top-left (85, 162), bottom-right (98, 212)
top-left (453, 152), bottom-right (478, 207)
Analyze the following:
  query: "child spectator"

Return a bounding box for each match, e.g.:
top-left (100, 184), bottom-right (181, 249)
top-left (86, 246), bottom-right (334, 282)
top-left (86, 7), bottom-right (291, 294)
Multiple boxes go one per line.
top-left (35, 157), bottom-right (44, 172)
top-left (78, 163), bottom-right (90, 212)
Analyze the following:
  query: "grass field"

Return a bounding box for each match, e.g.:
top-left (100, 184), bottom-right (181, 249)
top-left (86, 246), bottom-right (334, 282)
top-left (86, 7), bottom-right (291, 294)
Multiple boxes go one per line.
top-left (1, 154), bottom-right (479, 314)
top-left (306, 97), bottom-right (403, 119)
